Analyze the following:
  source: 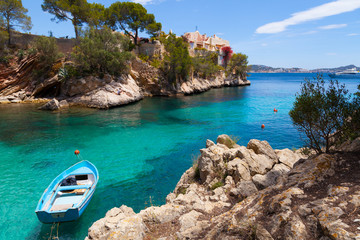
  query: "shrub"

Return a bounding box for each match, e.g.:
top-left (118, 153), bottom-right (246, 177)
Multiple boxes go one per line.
top-left (227, 53), bottom-right (250, 79)
top-left (0, 30), bottom-right (9, 50)
top-left (72, 27), bottom-right (134, 76)
top-left (289, 74), bottom-right (353, 153)
top-left (33, 36), bottom-right (62, 67)
top-left (192, 50), bottom-right (222, 79)
top-left (210, 181), bottom-right (224, 190)
top-left (138, 53), bottom-right (149, 62)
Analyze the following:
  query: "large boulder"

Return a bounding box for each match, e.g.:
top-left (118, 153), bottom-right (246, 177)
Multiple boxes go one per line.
top-left (39, 98), bottom-right (60, 111)
top-left (275, 148), bottom-right (303, 168)
top-left (87, 205), bottom-right (147, 240)
top-left (247, 139), bottom-right (278, 162)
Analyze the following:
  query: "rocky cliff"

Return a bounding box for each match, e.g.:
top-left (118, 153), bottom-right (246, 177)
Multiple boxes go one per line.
top-left (86, 135), bottom-right (360, 240)
top-left (0, 57), bottom-right (250, 109)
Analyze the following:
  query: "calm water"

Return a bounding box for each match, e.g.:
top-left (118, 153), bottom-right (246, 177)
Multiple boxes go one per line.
top-left (0, 73), bottom-right (358, 239)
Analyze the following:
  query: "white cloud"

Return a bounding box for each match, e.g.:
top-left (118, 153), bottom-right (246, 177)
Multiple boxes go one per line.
top-left (261, 43), bottom-right (268, 47)
top-left (348, 33), bottom-right (360, 36)
top-left (256, 0), bottom-right (360, 34)
top-left (319, 24), bottom-right (347, 29)
top-left (132, 0), bottom-right (153, 5)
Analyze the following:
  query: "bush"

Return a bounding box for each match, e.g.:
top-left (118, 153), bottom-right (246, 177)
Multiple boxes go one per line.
top-left (192, 50), bottom-right (222, 79)
top-left (33, 36), bottom-right (62, 67)
top-left (0, 30), bottom-right (8, 50)
top-left (210, 181), bottom-right (224, 190)
top-left (289, 75), bottom-right (353, 153)
top-left (72, 27), bottom-right (134, 76)
top-left (227, 53), bottom-right (250, 79)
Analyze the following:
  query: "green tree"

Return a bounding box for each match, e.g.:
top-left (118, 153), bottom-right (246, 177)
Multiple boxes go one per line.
top-left (192, 49), bottom-right (222, 78)
top-left (289, 75), bottom-right (353, 153)
top-left (161, 33), bottom-right (191, 84)
top-left (87, 3), bottom-right (105, 28)
top-left (41, 0), bottom-right (90, 39)
top-left (0, 0), bottom-right (31, 45)
top-left (227, 53), bottom-right (250, 79)
top-left (344, 84), bottom-right (360, 140)
top-left (106, 2), bottom-right (161, 45)
top-left (33, 36), bottom-right (62, 67)
top-left (72, 27), bottom-right (133, 76)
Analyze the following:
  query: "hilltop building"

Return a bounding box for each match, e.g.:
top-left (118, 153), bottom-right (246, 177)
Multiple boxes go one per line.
top-left (183, 31), bottom-right (230, 66)
top-left (183, 31), bottom-right (230, 51)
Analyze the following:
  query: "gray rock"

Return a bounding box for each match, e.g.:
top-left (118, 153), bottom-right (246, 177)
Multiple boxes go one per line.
top-left (252, 163), bottom-right (291, 190)
top-left (247, 139), bottom-right (278, 162)
top-left (230, 180), bottom-right (258, 199)
top-left (217, 134), bottom-right (237, 148)
top-left (275, 148), bottom-right (302, 168)
top-left (59, 100), bottom-right (69, 108)
top-left (39, 99), bottom-right (60, 111)
top-left (206, 139), bottom-right (215, 148)
top-left (227, 157), bottom-right (251, 182)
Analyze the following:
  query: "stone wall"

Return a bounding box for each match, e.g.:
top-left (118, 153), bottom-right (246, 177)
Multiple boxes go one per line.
top-left (10, 31), bottom-right (75, 53)
top-left (135, 40), bottom-right (165, 58)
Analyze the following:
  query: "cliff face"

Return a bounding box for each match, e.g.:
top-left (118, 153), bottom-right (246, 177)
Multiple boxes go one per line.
top-left (0, 57), bottom-right (250, 109)
top-left (86, 135), bottom-right (360, 240)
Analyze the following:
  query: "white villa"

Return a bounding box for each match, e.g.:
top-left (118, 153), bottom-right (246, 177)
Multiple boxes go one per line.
top-left (183, 31), bottom-right (230, 66)
top-left (183, 31), bottom-right (230, 52)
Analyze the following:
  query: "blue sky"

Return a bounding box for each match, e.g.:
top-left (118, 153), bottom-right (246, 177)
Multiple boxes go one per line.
top-left (22, 0), bottom-right (360, 69)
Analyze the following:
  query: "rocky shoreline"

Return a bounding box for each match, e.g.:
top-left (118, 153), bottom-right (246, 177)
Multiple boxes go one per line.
top-left (85, 135), bottom-right (360, 240)
top-left (0, 58), bottom-right (250, 110)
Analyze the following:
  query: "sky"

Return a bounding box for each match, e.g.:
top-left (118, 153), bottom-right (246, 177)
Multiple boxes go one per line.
top-left (21, 0), bottom-right (360, 69)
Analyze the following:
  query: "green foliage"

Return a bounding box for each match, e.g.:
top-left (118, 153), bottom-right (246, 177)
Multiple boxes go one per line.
top-left (138, 53), bottom-right (149, 62)
top-left (343, 84), bottom-right (360, 140)
top-left (87, 3), bottom-right (105, 28)
top-left (0, 0), bottom-right (32, 45)
top-left (41, 0), bottom-right (91, 38)
top-left (289, 74), bottom-right (353, 153)
top-left (227, 53), bottom-right (250, 79)
top-left (192, 50), bottom-right (222, 79)
top-left (106, 1), bottom-right (161, 45)
top-left (161, 33), bottom-right (191, 84)
top-left (210, 181), bottom-right (224, 190)
top-left (72, 27), bottom-right (134, 77)
top-left (58, 64), bottom-right (77, 81)
top-left (0, 29), bottom-right (8, 50)
top-left (16, 48), bottom-right (25, 60)
top-left (0, 54), bottom-right (9, 64)
top-left (149, 54), bottom-right (162, 68)
top-left (177, 187), bottom-right (188, 196)
top-left (33, 36), bottom-right (62, 67)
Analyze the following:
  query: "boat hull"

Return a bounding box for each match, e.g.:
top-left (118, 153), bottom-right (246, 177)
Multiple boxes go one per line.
top-left (329, 73), bottom-right (360, 79)
top-left (35, 160), bottom-right (99, 223)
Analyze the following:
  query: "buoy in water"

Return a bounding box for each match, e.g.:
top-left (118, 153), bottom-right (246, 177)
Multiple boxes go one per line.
top-left (274, 108), bottom-right (278, 112)
top-left (261, 124), bottom-right (265, 129)
top-left (74, 149), bottom-right (80, 155)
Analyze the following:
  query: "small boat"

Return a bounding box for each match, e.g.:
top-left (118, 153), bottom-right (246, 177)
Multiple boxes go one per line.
top-left (35, 160), bottom-right (99, 223)
top-left (329, 68), bottom-right (360, 78)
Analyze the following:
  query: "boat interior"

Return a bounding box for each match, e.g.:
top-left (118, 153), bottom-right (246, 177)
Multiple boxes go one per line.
top-left (43, 173), bottom-right (95, 212)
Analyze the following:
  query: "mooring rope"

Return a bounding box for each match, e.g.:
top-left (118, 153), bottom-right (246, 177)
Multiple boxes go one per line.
top-left (48, 222), bottom-right (60, 240)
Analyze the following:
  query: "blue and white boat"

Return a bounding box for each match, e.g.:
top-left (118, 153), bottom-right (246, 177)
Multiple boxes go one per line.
top-left (35, 160), bottom-right (99, 223)
top-left (329, 68), bottom-right (360, 78)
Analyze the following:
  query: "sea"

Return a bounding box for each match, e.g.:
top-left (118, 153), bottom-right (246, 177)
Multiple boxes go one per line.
top-left (0, 73), bottom-right (358, 240)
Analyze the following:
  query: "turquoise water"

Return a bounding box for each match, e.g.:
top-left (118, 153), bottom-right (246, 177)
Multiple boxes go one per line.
top-left (0, 73), bottom-right (358, 239)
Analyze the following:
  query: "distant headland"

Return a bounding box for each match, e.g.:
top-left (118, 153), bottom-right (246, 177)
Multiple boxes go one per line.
top-left (250, 64), bottom-right (359, 73)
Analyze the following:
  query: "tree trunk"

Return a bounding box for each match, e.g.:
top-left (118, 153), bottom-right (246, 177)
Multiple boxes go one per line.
top-left (134, 29), bottom-right (138, 45)
top-left (6, 18), bottom-right (11, 45)
top-left (72, 18), bottom-right (79, 39)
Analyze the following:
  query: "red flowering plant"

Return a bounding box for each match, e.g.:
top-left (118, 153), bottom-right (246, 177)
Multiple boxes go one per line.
top-left (221, 46), bottom-right (233, 68)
